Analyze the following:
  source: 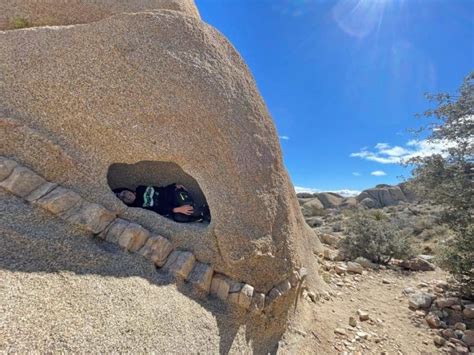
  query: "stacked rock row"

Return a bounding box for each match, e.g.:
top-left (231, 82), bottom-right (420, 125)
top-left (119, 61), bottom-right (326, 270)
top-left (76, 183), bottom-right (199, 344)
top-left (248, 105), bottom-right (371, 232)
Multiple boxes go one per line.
top-left (210, 267), bottom-right (306, 312)
top-left (0, 156), bottom-right (306, 312)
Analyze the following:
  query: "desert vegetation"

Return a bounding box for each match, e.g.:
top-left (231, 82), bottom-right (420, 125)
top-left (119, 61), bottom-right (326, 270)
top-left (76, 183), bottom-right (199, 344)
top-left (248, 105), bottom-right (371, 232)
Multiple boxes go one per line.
top-left (340, 209), bottom-right (413, 264)
top-left (408, 72), bottom-right (473, 297)
top-left (10, 17), bottom-right (30, 29)
top-left (294, 73), bottom-right (473, 354)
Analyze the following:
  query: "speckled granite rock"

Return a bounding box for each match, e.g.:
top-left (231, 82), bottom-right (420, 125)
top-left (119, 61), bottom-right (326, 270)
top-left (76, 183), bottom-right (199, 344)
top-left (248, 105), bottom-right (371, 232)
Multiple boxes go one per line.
top-left (35, 187), bottom-right (83, 215)
top-left (238, 284), bottom-right (254, 309)
top-left (139, 234), bottom-right (173, 267)
top-left (118, 222), bottom-right (150, 252)
top-left (266, 287), bottom-right (283, 307)
top-left (228, 282), bottom-right (255, 309)
top-left (99, 218), bottom-right (130, 244)
top-left (188, 262), bottom-right (214, 295)
top-left (0, 156), bottom-right (17, 180)
top-left (250, 292), bottom-right (266, 312)
top-left (164, 250), bottom-right (195, 280)
top-left (0, 166), bottom-right (46, 197)
top-left (25, 181), bottom-right (57, 203)
top-left (276, 280), bottom-right (292, 295)
top-left (62, 201), bottom-right (116, 234)
top-left (210, 274), bottom-right (231, 301)
top-left (356, 185), bottom-right (410, 208)
top-left (0, 5), bottom-right (322, 293)
top-left (0, 0), bottom-right (200, 30)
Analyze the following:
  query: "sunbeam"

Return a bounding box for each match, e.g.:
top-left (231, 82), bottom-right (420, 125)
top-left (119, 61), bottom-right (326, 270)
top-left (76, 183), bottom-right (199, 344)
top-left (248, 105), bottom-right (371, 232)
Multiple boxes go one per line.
top-left (332, 0), bottom-right (395, 38)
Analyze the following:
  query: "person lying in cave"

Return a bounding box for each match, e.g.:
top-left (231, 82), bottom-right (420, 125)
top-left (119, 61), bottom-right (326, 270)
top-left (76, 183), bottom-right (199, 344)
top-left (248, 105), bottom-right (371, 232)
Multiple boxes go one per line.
top-left (113, 183), bottom-right (211, 223)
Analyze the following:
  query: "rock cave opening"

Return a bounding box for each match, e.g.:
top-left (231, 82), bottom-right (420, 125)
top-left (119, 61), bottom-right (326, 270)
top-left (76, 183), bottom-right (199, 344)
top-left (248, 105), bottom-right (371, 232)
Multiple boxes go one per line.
top-left (107, 161), bottom-right (210, 225)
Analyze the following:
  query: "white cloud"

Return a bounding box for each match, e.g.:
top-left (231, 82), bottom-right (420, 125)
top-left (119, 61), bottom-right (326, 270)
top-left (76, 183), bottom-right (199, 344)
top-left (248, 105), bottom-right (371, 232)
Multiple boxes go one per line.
top-left (294, 186), bottom-right (361, 197)
top-left (352, 172), bottom-right (361, 176)
top-left (279, 135), bottom-right (290, 140)
top-left (371, 170), bottom-right (387, 176)
top-left (294, 186), bottom-right (319, 194)
top-left (350, 139), bottom-right (452, 164)
top-left (332, 189), bottom-right (362, 197)
top-left (374, 143), bottom-right (389, 150)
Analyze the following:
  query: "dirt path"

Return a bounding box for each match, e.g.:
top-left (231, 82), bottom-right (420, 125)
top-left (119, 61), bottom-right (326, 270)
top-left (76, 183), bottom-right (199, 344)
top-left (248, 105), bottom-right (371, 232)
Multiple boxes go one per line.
top-left (259, 257), bottom-right (455, 355)
top-left (312, 268), bottom-right (448, 354)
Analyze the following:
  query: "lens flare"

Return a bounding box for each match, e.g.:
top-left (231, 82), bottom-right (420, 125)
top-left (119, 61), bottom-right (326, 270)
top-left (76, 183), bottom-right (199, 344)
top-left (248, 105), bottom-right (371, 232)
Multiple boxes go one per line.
top-left (332, 0), bottom-right (390, 38)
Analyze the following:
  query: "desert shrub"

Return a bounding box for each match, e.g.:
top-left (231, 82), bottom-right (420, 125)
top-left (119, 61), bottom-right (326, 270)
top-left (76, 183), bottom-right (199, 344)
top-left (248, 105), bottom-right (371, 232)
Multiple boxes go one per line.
top-left (320, 271), bottom-right (331, 283)
top-left (341, 210), bottom-right (413, 264)
top-left (418, 224), bottom-right (452, 242)
top-left (11, 17), bottom-right (30, 29)
top-left (372, 210), bottom-right (388, 221)
top-left (436, 223), bottom-right (474, 297)
top-left (311, 208), bottom-right (329, 217)
top-left (412, 215), bottom-right (438, 235)
top-left (332, 221), bottom-right (344, 232)
top-left (385, 206), bottom-right (397, 215)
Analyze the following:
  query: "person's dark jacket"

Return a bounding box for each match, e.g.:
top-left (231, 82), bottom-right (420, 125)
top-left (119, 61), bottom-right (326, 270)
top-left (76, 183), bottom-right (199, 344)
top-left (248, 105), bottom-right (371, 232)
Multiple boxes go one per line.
top-left (132, 184), bottom-right (177, 216)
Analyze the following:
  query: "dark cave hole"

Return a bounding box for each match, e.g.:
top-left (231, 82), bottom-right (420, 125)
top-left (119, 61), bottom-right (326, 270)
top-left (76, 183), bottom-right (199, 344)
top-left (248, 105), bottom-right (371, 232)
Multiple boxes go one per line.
top-left (107, 161), bottom-right (210, 224)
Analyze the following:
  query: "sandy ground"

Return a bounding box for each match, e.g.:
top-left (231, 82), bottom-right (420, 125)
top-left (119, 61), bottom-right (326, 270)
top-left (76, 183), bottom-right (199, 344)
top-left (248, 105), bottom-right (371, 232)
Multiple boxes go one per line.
top-left (312, 269), bottom-right (447, 354)
top-left (0, 191), bottom-right (265, 353)
top-left (279, 266), bottom-right (449, 354)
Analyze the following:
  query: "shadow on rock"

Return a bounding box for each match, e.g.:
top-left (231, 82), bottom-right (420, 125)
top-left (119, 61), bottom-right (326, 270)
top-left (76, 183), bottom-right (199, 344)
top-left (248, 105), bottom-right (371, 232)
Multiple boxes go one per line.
top-left (0, 192), bottom-right (288, 354)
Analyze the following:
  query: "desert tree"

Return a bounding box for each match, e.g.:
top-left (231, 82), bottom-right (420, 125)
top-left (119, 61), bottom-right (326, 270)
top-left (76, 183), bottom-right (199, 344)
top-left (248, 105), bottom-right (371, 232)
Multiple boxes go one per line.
top-left (408, 72), bottom-right (473, 296)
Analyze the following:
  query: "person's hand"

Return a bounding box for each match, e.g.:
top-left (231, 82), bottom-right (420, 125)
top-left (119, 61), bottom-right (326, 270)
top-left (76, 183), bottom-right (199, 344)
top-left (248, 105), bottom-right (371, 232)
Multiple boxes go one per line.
top-left (173, 205), bottom-right (194, 215)
top-left (175, 184), bottom-right (187, 190)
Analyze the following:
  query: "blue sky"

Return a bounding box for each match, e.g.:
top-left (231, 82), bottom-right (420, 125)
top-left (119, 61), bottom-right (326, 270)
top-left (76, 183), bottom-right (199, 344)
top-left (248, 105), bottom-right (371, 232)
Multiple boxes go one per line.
top-left (196, 0), bottom-right (473, 194)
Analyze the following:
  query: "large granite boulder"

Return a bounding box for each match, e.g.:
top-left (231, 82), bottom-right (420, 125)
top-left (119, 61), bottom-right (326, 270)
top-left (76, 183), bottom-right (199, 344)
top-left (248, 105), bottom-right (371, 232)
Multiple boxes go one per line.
top-left (339, 197), bottom-right (358, 209)
top-left (300, 193), bottom-right (345, 214)
top-left (0, 0), bottom-right (200, 30)
top-left (356, 184), bottom-right (409, 208)
top-left (399, 182), bottom-right (418, 202)
top-left (315, 192), bottom-right (344, 209)
top-left (0, 4), bottom-right (322, 292)
top-left (400, 257), bottom-right (436, 271)
top-left (301, 197), bottom-right (324, 216)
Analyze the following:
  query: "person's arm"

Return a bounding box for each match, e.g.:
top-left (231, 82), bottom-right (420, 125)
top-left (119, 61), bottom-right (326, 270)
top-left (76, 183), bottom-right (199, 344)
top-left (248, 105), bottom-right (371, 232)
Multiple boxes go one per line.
top-left (172, 205), bottom-right (194, 215)
top-left (156, 204), bottom-right (193, 216)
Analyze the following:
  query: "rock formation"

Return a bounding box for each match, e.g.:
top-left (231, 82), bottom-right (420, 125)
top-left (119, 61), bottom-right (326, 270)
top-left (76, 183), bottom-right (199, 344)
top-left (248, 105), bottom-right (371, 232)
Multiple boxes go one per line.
top-left (301, 197), bottom-right (324, 216)
top-left (0, 0), bottom-right (200, 30)
top-left (297, 183), bottom-right (418, 213)
top-left (356, 184), bottom-right (414, 209)
top-left (316, 192), bottom-right (344, 209)
top-left (0, 0), bottom-right (322, 294)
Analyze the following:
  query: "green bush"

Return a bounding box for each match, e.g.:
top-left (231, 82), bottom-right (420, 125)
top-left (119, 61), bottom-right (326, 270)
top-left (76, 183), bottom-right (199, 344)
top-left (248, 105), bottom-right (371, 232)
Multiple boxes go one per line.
top-left (436, 224), bottom-right (474, 298)
top-left (332, 221), bottom-right (344, 232)
top-left (11, 17), bottom-right (30, 29)
top-left (418, 224), bottom-right (452, 242)
top-left (372, 210), bottom-right (388, 221)
top-left (412, 215), bottom-right (438, 235)
top-left (341, 210), bottom-right (413, 264)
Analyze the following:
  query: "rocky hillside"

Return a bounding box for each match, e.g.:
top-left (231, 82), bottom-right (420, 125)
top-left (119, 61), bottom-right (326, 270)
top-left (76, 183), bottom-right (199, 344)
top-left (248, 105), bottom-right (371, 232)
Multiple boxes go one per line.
top-left (298, 183), bottom-right (418, 215)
